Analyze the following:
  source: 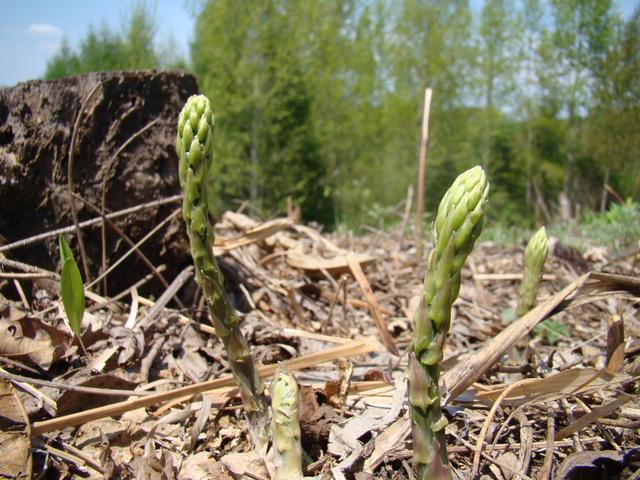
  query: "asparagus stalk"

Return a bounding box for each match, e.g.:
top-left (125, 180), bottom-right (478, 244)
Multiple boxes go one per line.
top-left (409, 166), bottom-right (489, 480)
top-left (271, 367), bottom-right (303, 480)
top-left (176, 94), bottom-right (269, 450)
top-left (516, 226), bottom-right (549, 317)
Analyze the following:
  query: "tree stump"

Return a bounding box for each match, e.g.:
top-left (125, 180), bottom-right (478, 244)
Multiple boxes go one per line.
top-left (0, 70), bottom-right (198, 297)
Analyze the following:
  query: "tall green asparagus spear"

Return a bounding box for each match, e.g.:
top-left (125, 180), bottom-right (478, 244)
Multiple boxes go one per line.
top-left (409, 166), bottom-right (489, 480)
top-left (516, 226), bottom-right (549, 317)
top-left (271, 367), bottom-right (303, 480)
top-left (176, 94), bottom-right (269, 450)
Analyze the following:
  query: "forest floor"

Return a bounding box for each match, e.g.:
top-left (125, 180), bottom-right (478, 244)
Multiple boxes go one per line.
top-left (1, 208), bottom-right (639, 479)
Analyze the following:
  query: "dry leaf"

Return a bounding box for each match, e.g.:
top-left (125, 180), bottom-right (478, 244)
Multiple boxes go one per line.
top-left (109, 326), bottom-right (145, 365)
top-left (299, 384), bottom-right (340, 451)
top-left (178, 452), bottom-right (232, 480)
top-left (287, 249), bottom-right (375, 278)
top-left (220, 451), bottom-right (269, 479)
top-left (186, 395), bottom-right (211, 451)
top-left (556, 449), bottom-right (638, 480)
top-left (606, 312), bottom-right (625, 374)
top-left (0, 317), bottom-right (69, 370)
top-left (324, 359), bottom-right (353, 408)
top-left (213, 217), bottom-right (292, 255)
top-left (0, 376), bottom-right (37, 479)
top-left (556, 396), bottom-right (631, 440)
top-left (363, 416), bottom-right (411, 471)
top-left (0, 378), bottom-right (27, 424)
top-left (494, 451), bottom-right (519, 480)
top-left (475, 368), bottom-right (630, 405)
top-left (0, 430), bottom-right (31, 478)
top-left (132, 446), bottom-right (176, 480)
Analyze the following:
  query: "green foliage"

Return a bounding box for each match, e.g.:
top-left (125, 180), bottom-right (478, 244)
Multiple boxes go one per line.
top-left (43, 0), bottom-right (639, 228)
top-left (44, 1), bottom-right (182, 80)
top-left (552, 200), bottom-right (640, 253)
top-left (122, 1), bottom-right (159, 69)
top-left (533, 319), bottom-right (570, 344)
top-left (45, 39), bottom-right (80, 79)
top-left (58, 235), bottom-right (85, 336)
top-left (587, 6), bottom-right (640, 198)
top-left (192, 0), bottom-right (334, 226)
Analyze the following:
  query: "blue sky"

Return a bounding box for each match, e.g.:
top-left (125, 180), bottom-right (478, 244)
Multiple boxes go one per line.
top-left (0, 0), bottom-right (637, 88)
top-left (0, 0), bottom-right (193, 87)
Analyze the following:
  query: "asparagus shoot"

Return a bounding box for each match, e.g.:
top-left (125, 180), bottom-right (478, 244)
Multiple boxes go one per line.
top-left (517, 226), bottom-right (549, 317)
top-left (176, 94), bottom-right (269, 450)
top-left (271, 367), bottom-right (303, 480)
top-left (409, 165), bottom-right (489, 480)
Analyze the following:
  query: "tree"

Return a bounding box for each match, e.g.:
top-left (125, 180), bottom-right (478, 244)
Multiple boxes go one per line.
top-left (388, 0), bottom-right (477, 213)
top-left (122, 1), bottom-right (159, 69)
top-left (513, 0), bottom-right (547, 222)
top-left (478, 0), bottom-right (519, 170)
top-left (587, 6), bottom-right (640, 205)
top-left (44, 38), bottom-right (80, 80)
top-left (192, 0), bottom-right (334, 224)
top-left (549, 0), bottom-right (617, 218)
top-left (44, 1), bottom-right (180, 80)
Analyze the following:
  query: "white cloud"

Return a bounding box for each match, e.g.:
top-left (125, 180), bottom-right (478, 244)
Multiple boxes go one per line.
top-left (39, 40), bottom-right (62, 54)
top-left (28, 23), bottom-right (63, 36)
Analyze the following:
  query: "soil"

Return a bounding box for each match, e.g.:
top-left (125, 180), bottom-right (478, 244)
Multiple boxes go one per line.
top-left (0, 70), bottom-right (197, 297)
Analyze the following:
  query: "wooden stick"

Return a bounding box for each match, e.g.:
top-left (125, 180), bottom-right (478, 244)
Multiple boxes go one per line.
top-left (0, 272), bottom-right (54, 279)
top-left (443, 273), bottom-right (592, 402)
top-left (67, 83), bottom-right (101, 283)
top-left (399, 185), bottom-right (414, 249)
top-left (345, 253), bottom-right (399, 356)
top-left (282, 328), bottom-right (352, 344)
top-left (0, 195), bottom-right (182, 254)
top-left (539, 407), bottom-right (556, 480)
top-left (415, 88), bottom-right (433, 261)
top-left (138, 265), bottom-right (193, 328)
top-left (0, 370), bottom-right (150, 397)
top-left (604, 183), bottom-right (624, 204)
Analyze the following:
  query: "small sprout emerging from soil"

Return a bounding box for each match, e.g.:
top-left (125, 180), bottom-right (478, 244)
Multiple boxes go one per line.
top-left (517, 226), bottom-right (549, 317)
top-left (176, 94), bottom-right (269, 450)
top-left (409, 165), bottom-right (489, 480)
top-left (58, 235), bottom-right (86, 353)
top-left (271, 367), bottom-right (303, 480)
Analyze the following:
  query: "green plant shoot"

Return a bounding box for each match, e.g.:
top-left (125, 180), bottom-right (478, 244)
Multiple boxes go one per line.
top-left (59, 235), bottom-right (85, 337)
top-left (271, 367), bottom-right (303, 479)
top-left (517, 226), bottom-right (549, 317)
top-left (176, 94), bottom-right (269, 449)
top-left (409, 166), bottom-right (489, 480)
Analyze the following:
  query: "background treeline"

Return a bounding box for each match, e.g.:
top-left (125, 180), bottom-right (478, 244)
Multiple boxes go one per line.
top-left (45, 0), bottom-right (640, 230)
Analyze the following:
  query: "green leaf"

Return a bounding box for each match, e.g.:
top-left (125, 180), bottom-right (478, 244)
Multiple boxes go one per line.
top-left (59, 235), bottom-right (85, 336)
top-left (59, 234), bottom-right (74, 264)
top-left (533, 319), bottom-right (570, 344)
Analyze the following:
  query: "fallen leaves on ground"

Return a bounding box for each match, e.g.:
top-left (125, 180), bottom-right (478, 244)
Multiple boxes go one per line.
top-left (0, 211), bottom-right (639, 479)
